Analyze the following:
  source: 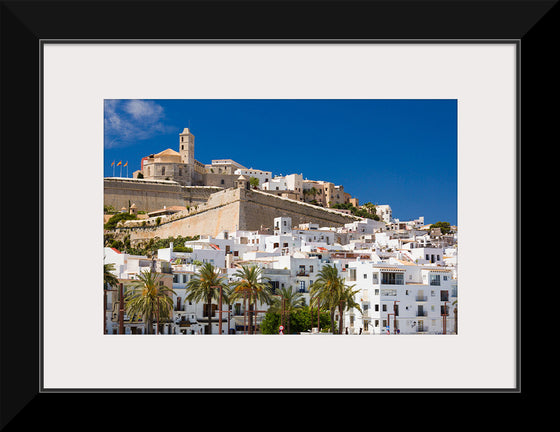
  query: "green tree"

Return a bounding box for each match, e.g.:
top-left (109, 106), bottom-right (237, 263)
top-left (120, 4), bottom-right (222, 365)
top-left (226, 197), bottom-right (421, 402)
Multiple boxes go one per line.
top-left (104, 262), bottom-right (119, 290)
top-left (229, 265), bottom-right (273, 334)
top-left (103, 262), bottom-right (119, 334)
top-left (260, 312), bottom-right (282, 334)
top-left (267, 286), bottom-right (305, 334)
top-left (362, 202), bottom-right (376, 215)
top-left (309, 264), bottom-right (345, 334)
top-left (337, 285), bottom-right (363, 334)
top-left (249, 177), bottom-right (260, 189)
top-left (261, 306), bottom-right (331, 334)
top-left (124, 270), bottom-right (175, 334)
top-left (184, 262), bottom-right (228, 335)
top-left (430, 221), bottom-right (452, 234)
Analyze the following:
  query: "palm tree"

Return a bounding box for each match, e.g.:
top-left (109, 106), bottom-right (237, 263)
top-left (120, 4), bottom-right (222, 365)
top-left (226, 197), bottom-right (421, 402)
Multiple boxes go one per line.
top-left (309, 264), bottom-right (344, 334)
top-left (229, 265), bottom-right (273, 334)
top-left (104, 262), bottom-right (119, 289)
top-left (103, 262), bottom-right (119, 334)
top-left (268, 286), bottom-right (305, 334)
top-left (337, 284), bottom-right (363, 334)
top-left (184, 262), bottom-right (228, 335)
top-left (362, 202), bottom-right (376, 215)
top-left (125, 269), bottom-right (176, 334)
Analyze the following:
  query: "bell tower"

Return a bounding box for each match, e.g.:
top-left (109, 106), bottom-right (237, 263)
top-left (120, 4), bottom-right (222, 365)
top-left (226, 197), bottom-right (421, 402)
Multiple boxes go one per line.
top-left (179, 128), bottom-right (195, 165)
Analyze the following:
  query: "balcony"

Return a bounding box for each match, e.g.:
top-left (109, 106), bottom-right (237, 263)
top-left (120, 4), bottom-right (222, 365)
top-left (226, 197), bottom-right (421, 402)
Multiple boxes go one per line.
top-left (416, 311), bottom-right (428, 317)
top-left (416, 296), bottom-right (428, 301)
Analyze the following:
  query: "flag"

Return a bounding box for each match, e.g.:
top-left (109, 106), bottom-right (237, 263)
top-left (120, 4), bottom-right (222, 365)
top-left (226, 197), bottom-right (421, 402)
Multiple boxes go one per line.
top-left (117, 161), bottom-right (122, 166)
top-left (111, 161), bottom-right (115, 166)
top-left (124, 161), bottom-right (128, 167)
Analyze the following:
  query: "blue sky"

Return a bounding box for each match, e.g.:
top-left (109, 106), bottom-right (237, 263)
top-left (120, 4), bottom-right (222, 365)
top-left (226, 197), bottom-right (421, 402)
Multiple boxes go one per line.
top-left (104, 99), bottom-right (457, 225)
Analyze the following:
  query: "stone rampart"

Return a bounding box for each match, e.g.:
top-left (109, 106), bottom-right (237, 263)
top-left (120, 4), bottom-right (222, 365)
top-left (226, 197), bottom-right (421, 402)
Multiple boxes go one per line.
top-left (238, 189), bottom-right (362, 230)
top-left (104, 178), bottom-right (222, 212)
top-left (113, 187), bottom-right (362, 245)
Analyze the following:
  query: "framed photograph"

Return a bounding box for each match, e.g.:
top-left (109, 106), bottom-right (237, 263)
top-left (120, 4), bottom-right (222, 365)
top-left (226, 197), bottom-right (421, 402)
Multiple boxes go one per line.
top-left (1, 0), bottom-right (550, 425)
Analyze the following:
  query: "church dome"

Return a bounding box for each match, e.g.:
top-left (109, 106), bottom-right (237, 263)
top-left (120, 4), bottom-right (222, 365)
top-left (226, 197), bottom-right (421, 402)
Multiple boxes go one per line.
top-left (155, 148), bottom-right (180, 157)
top-left (154, 148), bottom-right (181, 163)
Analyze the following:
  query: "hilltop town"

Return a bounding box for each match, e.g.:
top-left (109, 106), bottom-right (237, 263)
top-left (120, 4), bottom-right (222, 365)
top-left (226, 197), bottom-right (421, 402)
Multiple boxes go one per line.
top-left (104, 128), bottom-right (458, 336)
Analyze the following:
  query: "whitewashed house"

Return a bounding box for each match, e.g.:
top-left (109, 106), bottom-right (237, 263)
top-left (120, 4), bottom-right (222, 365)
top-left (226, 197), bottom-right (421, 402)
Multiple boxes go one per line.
top-left (343, 260), bottom-right (457, 335)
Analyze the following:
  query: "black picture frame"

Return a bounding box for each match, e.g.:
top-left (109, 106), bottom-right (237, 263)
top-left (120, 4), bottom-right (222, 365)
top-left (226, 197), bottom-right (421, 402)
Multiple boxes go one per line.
top-left (1, 0), bottom-right (553, 427)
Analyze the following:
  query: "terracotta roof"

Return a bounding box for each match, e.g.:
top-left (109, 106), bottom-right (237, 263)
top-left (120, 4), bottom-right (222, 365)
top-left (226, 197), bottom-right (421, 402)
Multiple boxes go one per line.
top-left (156, 148), bottom-right (180, 157)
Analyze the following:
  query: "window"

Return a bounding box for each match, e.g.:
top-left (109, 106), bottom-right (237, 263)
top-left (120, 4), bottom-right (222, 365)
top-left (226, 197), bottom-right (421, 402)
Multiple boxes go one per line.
top-left (382, 304), bottom-right (387, 312)
top-left (221, 179), bottom-right (224, 185)
top-left (381, 272), bottom-right (404, 285)
top-left (178, 168), bottom-right (182, 176)
top-left (269, 281), bottom-right (280, 293)
top-left (430, 274), bottom-right (441, 286)
top-left (375, 304), bottom-right (379, 311)
top-left (372, 273), bottom-right (378, 284)
top-left (299, 280), bottom-right (306, 292)
top-left (363, 273), bottom-right (367, 279)
top-left (161, 167), bottom-right (165, 176)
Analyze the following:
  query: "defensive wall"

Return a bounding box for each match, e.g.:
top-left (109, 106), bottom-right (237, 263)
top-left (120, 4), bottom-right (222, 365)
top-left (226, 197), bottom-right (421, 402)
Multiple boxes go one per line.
top-left (110, 187), bottom-right (362, 245)
top-left (104, 178), bottom-right (223, 212)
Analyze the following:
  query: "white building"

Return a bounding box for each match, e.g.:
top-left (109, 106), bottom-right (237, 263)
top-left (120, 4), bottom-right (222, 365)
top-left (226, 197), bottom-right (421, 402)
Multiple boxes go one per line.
top-left (376, 205), bottom-right (393, 223)
top-left (262, 175), bottom-right (287, 191)
top-left (234, 168), bottom-right (272, 189)
top-left (343, 261), bottom-right (457, 335)
top-left (103, 247), bottom-right (174, 334)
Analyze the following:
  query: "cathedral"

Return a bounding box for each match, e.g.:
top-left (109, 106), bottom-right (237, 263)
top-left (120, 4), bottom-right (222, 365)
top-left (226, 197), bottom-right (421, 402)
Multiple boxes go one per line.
top-left (136, 128), bottom-right (253, 188)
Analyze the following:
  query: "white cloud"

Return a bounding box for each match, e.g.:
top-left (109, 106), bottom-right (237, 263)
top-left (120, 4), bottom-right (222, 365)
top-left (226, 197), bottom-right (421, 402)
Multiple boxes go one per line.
top-left (104, 100), bottom-right (173, 148)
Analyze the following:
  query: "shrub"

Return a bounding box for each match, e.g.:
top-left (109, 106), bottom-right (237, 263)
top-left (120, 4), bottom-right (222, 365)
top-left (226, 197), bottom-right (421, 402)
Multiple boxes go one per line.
top-left (173, 246), bottom-right (193, 253)
top-left (104, 212), bottom-right (137, 230)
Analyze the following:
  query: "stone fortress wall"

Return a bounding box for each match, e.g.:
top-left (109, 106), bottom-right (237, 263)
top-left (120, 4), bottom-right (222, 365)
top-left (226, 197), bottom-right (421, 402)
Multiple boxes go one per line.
top-left (111, 186), bottom-right (362, 245)
top-left (104, 178), bottom-right (223, 212)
